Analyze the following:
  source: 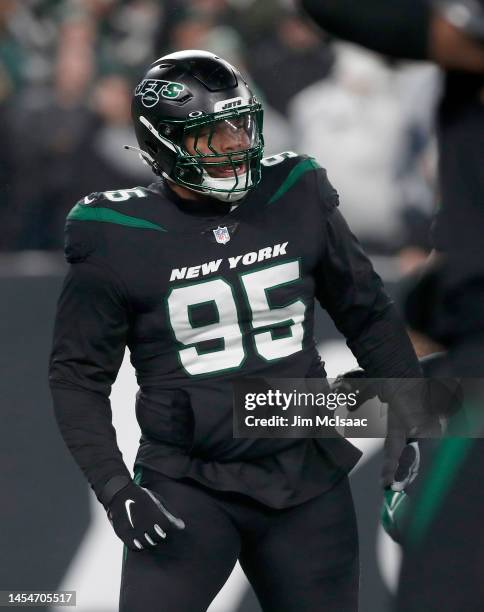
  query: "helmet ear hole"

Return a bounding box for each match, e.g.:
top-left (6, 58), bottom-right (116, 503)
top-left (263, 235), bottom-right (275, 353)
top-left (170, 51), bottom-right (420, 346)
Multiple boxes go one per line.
top-left (158, 123), bottom-right (182, 143)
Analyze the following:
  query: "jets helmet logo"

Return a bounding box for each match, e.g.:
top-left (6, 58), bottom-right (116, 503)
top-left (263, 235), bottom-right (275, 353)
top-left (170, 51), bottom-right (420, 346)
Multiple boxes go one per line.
top-left (213, 226), bottom-right (231, 245)
top-left (135, 79), bottom-right (185, 108)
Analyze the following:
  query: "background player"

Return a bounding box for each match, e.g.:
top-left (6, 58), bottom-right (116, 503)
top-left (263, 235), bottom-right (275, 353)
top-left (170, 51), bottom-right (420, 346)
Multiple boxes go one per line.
top-left (300, 2), bottom-right (484, 609)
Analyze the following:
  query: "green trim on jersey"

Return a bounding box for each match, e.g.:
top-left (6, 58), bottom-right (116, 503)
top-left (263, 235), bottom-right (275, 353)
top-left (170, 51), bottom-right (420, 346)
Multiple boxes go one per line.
top-left (267, 157), bottom-right (321, 205)
top-left (67, 203), bottom-right (167, 232)
top-left (407, 437), bottom-right (474, 547)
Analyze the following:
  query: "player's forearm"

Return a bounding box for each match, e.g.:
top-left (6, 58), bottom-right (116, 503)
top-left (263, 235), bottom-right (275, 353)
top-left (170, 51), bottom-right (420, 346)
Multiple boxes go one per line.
top-left (300, 0), bottom-right (431, 60)
top-left (301, 0), bottom-right (484, 72)
top-left (318, 206), bottom-right (422, 380)
top-left (347, 303), bottom-right (422, 380)
top-left (48, 260), bottom-right (132, 499)
top-left (345, 304), bottom-right (438, 436)
top-left (430, 12), bottom-right (484, 72)
top-left (50, 383), bottom-right (132, 501)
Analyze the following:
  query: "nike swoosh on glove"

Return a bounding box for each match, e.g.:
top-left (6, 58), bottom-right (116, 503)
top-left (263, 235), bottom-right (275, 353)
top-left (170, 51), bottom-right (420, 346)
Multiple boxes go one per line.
top-left (106, 482), bottom-right (185, 550)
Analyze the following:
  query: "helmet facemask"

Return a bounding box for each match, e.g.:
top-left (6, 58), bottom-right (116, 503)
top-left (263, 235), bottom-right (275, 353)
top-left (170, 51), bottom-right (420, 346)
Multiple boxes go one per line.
top-left (160, 104), bottom-right (264, 203)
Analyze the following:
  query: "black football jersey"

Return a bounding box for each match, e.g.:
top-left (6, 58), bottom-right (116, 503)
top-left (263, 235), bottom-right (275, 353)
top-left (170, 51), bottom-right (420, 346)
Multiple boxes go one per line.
top-left (49, 153), bottom-right (421, 508)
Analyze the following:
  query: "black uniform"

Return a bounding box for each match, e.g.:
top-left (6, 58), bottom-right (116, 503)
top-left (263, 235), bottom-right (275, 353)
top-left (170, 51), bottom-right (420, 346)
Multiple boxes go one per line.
top-left (49, 153), bottom-right (420, 611)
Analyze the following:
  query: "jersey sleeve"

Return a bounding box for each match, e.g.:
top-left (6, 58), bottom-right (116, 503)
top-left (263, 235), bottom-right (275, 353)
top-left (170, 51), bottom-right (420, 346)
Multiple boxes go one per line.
top-left (315, 174), bottom-right (422, 380)
top-left (49, 237), bottom-right (132, 500)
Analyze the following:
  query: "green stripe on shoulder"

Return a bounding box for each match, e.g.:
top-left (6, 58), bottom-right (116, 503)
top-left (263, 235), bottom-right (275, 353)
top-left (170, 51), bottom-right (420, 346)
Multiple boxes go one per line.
top-left (67, 203), bottom-right (167, 232)
top-left (268, 157), bottom-right (321, 205)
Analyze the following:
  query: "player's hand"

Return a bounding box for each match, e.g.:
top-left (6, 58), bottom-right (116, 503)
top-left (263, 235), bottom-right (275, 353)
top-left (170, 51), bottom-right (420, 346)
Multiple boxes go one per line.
top-left (381, 379), bottom-right (441, 488)
top-left (381, 437), bottom-right (438, 543)
top-left (383, 436), bottom-right (420, 493)
top-left (381, 410), bottom-right (421, 543)
top-left (377, 380), bottom-right (439, 543)
top-left (380, 402), bottom-right (438, 544)
top-left (106, 482), bottom-right (185, 550)
top-left (331, 368), bottom-right (378, 410)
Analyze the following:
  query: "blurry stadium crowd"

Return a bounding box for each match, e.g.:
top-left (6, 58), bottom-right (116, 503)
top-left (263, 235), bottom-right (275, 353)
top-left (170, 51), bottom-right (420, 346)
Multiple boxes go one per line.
top-left (0, 0), bottom-right (439, 259)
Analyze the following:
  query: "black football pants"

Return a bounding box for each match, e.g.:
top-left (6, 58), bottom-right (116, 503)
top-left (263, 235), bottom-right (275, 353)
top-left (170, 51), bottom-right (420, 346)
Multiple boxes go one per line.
top-left (119, 470), bottom-right (359, 612)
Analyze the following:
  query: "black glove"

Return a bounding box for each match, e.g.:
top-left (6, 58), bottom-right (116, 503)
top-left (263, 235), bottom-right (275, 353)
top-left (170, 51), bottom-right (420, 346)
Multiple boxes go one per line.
top-left (381, 380), bottom-right (440, 489)
top-left (332, 357), bottom-right (463, 420)
top-left (331, 368), bottom-right (378, 411)
top-left (382, 429), bottom-right (421, 492)
top-left (332, 364), bottom-right (443, 544)
top-left (105, 481), bottom-right (185, 551)
top-left (381, 439), bottom-right (420, 543)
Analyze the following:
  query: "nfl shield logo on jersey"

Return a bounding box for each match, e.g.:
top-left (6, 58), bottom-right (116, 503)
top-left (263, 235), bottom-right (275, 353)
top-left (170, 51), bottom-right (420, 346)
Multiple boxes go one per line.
top-left (213, 226), bottom-right (231, 245)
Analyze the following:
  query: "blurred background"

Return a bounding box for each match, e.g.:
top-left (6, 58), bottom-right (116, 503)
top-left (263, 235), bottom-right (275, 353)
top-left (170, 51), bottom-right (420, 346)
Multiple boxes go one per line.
top-left (0, 0), bottom-right (444, 610)
top-left (0, 0), bottom-right (439, 260)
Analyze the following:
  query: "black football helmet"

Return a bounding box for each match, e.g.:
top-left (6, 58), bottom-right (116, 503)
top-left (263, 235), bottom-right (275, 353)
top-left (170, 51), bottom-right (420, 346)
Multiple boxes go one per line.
top-left (131, 50), bottom-right (264, 202)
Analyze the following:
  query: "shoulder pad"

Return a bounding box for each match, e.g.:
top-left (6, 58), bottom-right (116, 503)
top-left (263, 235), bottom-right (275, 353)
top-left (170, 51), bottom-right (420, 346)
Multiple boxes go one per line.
top-left (261, 151), bottom-right (301, 168)
top-left (78, 187), bottom-right (150, 207)
top-left (64, 200), bottom-right (98, 263)
top-left (316, 166), bottom-right (340, 213)
top-left (262, 152), bottom-right (330, 205)
top-left (64, 187), bottom-right (160, 263)
top-left (262, 152), bottom-right (339, 212)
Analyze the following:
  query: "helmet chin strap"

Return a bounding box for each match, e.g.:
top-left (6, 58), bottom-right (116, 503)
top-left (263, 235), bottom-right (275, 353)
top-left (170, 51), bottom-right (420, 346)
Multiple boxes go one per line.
top-left (161, 171), bottom-right (246, 205)
top-left (127, 141), bottom-right (251, 204)
top-left (165, 168), bottom-right (251, 203)
top-left (198, 170), bottom-right (251, 202)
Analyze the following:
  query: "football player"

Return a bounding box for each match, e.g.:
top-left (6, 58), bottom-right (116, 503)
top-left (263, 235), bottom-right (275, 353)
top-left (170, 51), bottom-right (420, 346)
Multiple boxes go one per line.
top-left (49, 51), bottom-right (434, 612)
